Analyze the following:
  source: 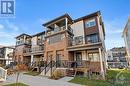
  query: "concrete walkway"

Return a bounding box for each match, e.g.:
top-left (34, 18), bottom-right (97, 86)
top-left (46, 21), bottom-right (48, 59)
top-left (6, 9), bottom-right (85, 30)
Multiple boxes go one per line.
top-left (1, 74), bottom-right (81, 86)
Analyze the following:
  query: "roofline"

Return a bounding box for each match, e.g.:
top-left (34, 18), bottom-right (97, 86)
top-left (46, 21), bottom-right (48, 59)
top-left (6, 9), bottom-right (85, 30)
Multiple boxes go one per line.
top-left (42, 13), bottom-right (73, 26)
top-left (74, 11), bottom-right (101, 22)
top-left (32, 31), bottom-right (45, 37)
top-left (15, 33), bottom-right (32, 39)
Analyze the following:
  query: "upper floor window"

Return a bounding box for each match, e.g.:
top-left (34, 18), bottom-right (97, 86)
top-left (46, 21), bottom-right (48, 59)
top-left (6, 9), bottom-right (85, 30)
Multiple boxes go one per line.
top-left (74, 36), bottom-right (83, 45)
top-left (85, 19), bottom-right (96, 28)
top-left (86, 34), bottom-right (99, 43)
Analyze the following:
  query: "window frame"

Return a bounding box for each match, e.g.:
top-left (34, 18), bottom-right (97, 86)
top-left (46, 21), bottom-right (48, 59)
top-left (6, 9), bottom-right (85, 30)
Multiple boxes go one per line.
top-left (86, 33), bottom-right (99, 43)
top-left (88, 53), bottom-right (100, 62)
top-left (84, 19), bottom-right (96, 28)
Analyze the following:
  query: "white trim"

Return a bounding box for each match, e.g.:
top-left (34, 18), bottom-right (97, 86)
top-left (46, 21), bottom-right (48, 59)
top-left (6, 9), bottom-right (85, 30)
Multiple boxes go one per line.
top-left (99, 48), bottom-right (105, 80)
top-left (0, 67), bottom-right (7, 81)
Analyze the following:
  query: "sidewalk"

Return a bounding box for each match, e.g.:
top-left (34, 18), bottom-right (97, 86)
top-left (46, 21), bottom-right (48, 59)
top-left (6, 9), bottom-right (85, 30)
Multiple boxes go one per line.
top-left (1, 74), bottom-right (81, 86)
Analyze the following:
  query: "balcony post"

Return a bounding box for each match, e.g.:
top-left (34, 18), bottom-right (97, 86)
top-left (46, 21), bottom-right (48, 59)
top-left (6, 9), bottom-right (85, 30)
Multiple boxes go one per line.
top-left (31, 55), bottom-right (34, 65)
top-left (65, 18), bottom-right (68, 30)
top-left (83, 35), bottom-right (85, 44)
top-left (99, 48), bottom-right (105, 80)
top-left (23, 35), bottom-right (26, 43)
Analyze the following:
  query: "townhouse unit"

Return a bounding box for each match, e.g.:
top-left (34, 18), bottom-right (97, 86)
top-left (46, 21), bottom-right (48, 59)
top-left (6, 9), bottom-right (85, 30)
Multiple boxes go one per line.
top-left (14, 32), bottom-right (45, 65)
top-left (123, 17), bottom-right (130, 66)
top-left (0, 46), bottom-right (14, 66)
top-left (42, 11), bottom-right (106, 78)
top-left (107, 47), bottom-right (128, 68)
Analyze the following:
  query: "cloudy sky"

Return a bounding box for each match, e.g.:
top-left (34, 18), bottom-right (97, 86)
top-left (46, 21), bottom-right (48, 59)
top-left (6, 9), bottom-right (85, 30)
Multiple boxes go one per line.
top-left (0, 0), bottom-right (130, 50)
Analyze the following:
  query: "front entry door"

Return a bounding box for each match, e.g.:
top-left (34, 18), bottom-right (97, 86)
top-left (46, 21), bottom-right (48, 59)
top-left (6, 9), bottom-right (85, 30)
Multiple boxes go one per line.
top-left (48, 55), bottom-right (52, 62)
top-left (56, 54), bottom-right (62, 67)
top-left (76, 53), bottom-right (82, 66)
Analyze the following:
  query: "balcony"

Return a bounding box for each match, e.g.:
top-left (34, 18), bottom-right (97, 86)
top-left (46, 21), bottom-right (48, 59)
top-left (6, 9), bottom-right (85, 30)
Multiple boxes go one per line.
top-left (7, 52), bottom-right (14, 58)
top-left (46, 26), bottom-right (66, 36)
top-left (23, 46), bottom-right (44, 56)
top-left (31, 46), bottom-right (44, 54)
top-left (16, 40), bottom-right (24, 45)
top-left (68, 34), bottom-right (101, 46)
top-left (16, 40), bottom-right (31, 46)
top-left (23, 48), bottom-right (31, 56)
top-left (46, 26), bottom-right (73, 37)
top-left (67, 35), bottom-right (101, 51)
top-left (37, 40), bottom-right (44, 45)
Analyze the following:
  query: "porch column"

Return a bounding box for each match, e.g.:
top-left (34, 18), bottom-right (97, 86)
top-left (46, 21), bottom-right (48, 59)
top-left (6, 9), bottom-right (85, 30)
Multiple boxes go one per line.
top-left (82, 51), bottom-right (87, 60)
top-left (99, 48), bottom-right (105, 80)
top-left (23, 35), bottom-right (26, 43)
top-left (102, 51), bottom-right (107, 74)
top-left (31, 55), bottom-right (34, 65)
top-left (65, 18), bottom-right (68, 30)
top-left (83, 35), bottom-right (85, 44)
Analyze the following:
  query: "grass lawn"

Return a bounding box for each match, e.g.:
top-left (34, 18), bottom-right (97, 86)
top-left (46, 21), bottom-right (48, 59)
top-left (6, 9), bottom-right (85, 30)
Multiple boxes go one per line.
top-left (24, 71), bottom-right (40, 76)
top-left (4, 83), bottom-right (28, 86)
top-left (69, 69), bottom-right (130, 86)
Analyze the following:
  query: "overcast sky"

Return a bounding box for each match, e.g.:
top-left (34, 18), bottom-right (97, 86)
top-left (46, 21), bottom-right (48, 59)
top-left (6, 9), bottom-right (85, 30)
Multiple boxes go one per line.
top-left (0, 0), bottom-right (130, 50)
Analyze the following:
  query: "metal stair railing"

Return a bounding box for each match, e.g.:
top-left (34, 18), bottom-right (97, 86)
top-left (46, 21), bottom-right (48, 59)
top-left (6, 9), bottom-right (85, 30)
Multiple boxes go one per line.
top-left (44, 61), bottom-right (52, 75)
top-left (50, 61), bottom-right (57, 76)
top-left (29, 62), bottom-right (39, 71)
top-left (40, 61), bottom-right (57, 76)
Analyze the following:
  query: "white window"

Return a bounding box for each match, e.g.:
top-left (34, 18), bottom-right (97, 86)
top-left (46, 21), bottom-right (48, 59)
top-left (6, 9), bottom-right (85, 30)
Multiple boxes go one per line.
top-left (85, 19), bottom-right (96, 28)
top-left (88, 53), bottom-right (99, 62)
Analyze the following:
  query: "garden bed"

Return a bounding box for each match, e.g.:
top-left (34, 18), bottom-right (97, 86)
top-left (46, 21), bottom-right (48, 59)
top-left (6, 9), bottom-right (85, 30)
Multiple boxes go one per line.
top-left (69, 69), bottom-right (130, 86)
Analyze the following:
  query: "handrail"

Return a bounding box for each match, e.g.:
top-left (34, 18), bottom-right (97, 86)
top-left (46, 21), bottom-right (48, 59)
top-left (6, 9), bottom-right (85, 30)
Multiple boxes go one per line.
top-left (50, 61), bottom-right (57, 76)
top-left (45, 61), bottom-right (52, 75)
top-left (40, 61), bottom-right (57, 76)
top-left (30, 62), bottom-right (37, 71)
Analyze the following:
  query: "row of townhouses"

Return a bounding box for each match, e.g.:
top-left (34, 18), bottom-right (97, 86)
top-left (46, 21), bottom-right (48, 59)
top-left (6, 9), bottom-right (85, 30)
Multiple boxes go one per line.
top-left (13, 11), bottom-right (106, 77)
top-left (106, 47), bottom-right (128, 68)
top-left (0, 11), bottom-right (107, 79)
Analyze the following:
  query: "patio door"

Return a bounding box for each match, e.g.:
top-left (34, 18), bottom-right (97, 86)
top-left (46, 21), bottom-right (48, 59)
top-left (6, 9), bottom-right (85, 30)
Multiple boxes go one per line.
top-left (76, 52), bottom-right (82, 66)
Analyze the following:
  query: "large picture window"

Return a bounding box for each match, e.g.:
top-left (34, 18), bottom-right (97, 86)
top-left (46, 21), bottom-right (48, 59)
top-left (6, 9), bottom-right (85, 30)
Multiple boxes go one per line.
top-left (86, 34), bottom-right (99, 43)
top-left (85, 19), bottom-right (96, 28)
top-left (88, 53), bottom-right (99, 62)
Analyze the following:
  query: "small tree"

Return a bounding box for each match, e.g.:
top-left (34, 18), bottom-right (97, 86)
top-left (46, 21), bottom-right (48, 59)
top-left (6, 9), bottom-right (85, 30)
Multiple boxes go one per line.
top-left (15, 63), bottom-right (27, 86)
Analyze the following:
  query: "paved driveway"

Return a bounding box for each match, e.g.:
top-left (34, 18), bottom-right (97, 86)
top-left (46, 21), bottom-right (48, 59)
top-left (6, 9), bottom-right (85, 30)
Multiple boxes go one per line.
top-left (1, 74), bottom-right (81, 86)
